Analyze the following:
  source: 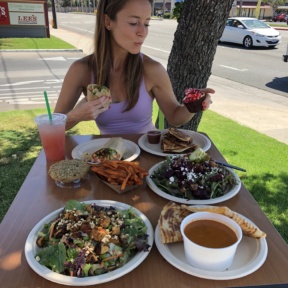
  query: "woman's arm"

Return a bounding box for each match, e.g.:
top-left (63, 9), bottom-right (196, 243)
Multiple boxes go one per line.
top-left (143, 55), bottom-right (214, 127)
top-left (54, 58), bottom-right (110, 130)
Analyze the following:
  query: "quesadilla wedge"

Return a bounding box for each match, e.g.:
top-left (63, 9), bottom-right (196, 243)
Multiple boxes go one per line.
top-left (168, 127), bottom-right (192, 142)
top-left (158, 201), bottom-right (191, 244)
top-left (181, 205), bottom-right (266, 239)
top-left (161, 128), bottom-right (198, 153)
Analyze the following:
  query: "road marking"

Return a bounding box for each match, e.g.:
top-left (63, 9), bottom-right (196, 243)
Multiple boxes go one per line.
top-left (219, 65), bottom-right (248, 72)
top-left (39, 57), bottom-right (66, 61)
top-left (61, 24), bottom-right (94, 34)
top-left (0, 86), bottom-right (51, 91)
top-left (0, 91), bottom-right (58, 97)
top-left (142, 45), bottom-right (170, 53)
top-left (0, 80), bottom-right (63, 89)
top-left (6, 99), bottom-right (58, 104)
top-left (0, 80), bottom-right (45, 87)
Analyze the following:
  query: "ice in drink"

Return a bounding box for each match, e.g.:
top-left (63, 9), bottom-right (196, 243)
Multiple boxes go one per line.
top-left (34, 113), bottom-right (67, 162)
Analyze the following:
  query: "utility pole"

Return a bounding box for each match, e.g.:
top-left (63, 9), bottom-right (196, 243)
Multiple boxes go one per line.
top-left (255, 0), bottom-right (262, 19)
top-left (231, 0), bottom-right (237, 17)
top-left (51, 0), bottom-right (57, 28)
top-left (238, 0), bottom-right (243, 17)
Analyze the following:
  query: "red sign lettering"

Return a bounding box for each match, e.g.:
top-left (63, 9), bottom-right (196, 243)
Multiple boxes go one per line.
top-left (18, 14), bottom-right (37, 24)
top-left (0, 2), bottom-right (10, 25)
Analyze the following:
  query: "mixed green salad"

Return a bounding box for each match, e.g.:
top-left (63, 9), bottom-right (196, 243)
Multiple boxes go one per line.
top-left (35, 200), bottom-right (150, 277)
top-left (150, 149), bottom-right (237, 200)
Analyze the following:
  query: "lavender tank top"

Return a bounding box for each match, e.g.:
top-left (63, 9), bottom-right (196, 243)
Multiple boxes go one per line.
top-left (93, 59), bottom-right (155, 134)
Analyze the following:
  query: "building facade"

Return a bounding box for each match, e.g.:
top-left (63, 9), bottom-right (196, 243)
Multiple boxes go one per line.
top-left (153, 0), bottom-right (274, 20)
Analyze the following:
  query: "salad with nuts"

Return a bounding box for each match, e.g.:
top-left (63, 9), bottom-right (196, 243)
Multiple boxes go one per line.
top-left (35, 200), bottom-right (150, 277)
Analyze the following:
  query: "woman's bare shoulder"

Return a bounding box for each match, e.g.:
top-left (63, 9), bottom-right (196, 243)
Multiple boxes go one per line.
top-left (142, 54), bottom-right (165, 72)
top-left (142, 54), bottom-right (170, 90)
top-left (69, 55), bottom-right (91, 72)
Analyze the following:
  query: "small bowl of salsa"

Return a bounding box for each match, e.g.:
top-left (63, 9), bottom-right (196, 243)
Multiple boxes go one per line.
top-left (180, 211), bottom-right (242, 272)
top-left (147, 130), bottom-right (161, 144)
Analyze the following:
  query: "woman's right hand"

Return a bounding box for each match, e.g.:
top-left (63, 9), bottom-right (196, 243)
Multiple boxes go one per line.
top-left (69, 96), bottom-right (111, 122)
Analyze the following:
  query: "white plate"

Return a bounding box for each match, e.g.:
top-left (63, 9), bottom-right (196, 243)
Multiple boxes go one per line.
top-left (71, 138), bottom-right (141, 163)
top-left (147, 161), bottom-right (241, 205)
top-left (138, 129), bottom-right (211, 157)
top-left (155, 212), bottom-right (268, 280)
top-left (25, 200), bottom-right (154, 286)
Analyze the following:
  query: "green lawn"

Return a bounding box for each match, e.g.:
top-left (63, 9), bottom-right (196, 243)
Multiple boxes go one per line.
top-left (0, 36), bottom-right (75, 50)
top-left (0, 107), bottom-right (287, 243)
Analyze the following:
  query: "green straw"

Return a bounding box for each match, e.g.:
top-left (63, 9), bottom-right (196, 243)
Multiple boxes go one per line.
top-left (44, 91), bottom-right (52, 121)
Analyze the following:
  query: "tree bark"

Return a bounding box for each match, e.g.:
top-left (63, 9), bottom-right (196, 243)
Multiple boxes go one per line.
top-left (156, 0), bottom-right (233, 131)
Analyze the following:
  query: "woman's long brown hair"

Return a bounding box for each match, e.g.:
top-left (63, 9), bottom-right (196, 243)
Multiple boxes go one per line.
top-left (90, 0), bottom-right (152, 111)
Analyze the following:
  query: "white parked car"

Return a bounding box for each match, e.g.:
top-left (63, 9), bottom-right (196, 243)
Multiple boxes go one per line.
top-left (220, 17), bottom-right (281, 48)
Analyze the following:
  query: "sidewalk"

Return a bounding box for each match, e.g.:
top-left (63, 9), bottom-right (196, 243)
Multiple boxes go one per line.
top-left (50, 26), bottom-right (288, 145)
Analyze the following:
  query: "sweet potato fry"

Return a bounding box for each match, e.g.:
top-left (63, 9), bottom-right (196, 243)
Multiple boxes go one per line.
top-left (91, 160), bottom-right (148, 190)
top-left (121, 170), bottom-right (132, 191)
top-left (105, 168), bottom-right (127, 178)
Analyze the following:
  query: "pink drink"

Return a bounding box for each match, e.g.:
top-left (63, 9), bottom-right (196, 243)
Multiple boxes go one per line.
top-left (35, 113), bottom-right (67, 162)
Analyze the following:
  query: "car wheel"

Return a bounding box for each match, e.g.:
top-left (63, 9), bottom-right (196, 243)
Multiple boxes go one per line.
top-left (243, 36), bottom-right (253, 48)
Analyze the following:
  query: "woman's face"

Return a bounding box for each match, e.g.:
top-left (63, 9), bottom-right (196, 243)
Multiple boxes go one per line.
top-left (107, 0), bottom-right (151, 54)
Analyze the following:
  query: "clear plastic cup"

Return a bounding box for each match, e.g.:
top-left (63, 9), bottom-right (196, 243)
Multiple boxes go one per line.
top-left (34, 113), bottom-right (67, 162)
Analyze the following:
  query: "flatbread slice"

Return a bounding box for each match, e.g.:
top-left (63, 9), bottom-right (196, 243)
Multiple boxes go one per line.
top-left (181, 205), bottom-right (266, 239)
top-left (161, 133), bottom-right (197, 153)
top-left (168, 127), bottom-right (192, 142)
top-left (158, 201), bottom-right (191, 244)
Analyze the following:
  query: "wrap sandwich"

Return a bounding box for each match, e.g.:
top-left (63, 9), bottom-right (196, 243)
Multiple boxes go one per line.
top-left (87, 84), bottom-right (111, 107)
top-left (89, 137), bottom-right (126, 164)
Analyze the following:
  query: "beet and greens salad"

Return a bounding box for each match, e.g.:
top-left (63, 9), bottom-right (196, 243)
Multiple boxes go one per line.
top-left (35, 200), bottom-right (150, 277)
top-left (150, 149), bottom-right (237, 200)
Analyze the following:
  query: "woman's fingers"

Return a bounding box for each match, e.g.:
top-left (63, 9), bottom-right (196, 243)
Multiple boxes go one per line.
top-left (202, 92), bottom-right (213, 110)
top-left (86, 96), bottom-right (110, 118)
top-left (201, 87), bottom-right (215, 94)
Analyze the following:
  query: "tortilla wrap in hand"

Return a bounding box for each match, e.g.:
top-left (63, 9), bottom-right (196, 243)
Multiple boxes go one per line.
top-left (87, 84), bottom-right (111, 107)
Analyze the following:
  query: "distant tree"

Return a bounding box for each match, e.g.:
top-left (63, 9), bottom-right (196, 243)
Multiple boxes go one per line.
top-left (172, 1), bottom-right (183, 19)
top-left (268, 0), bottom-right (287, 14)
top-left (157, 0), bottom-right (234, 131)
top-left (61, 0), bottom-right (70, 7)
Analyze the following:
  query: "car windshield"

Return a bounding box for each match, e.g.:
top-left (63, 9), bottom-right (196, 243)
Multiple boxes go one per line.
top-left (241, 19), bottom-right (270, 29)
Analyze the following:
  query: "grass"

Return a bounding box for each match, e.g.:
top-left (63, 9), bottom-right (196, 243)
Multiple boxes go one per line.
top-left (0, 36), bottom-right (75, 50)
top-left (268, 21), bottom-right (288, 27)
top-left (0, 107), bottom-right (287, 243)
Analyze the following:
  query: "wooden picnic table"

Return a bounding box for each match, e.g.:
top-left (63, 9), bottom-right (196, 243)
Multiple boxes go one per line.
top-left (0, 134), bottom-right (287, 288)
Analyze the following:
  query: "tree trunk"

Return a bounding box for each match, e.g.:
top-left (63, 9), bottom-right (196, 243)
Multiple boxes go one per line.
top-left (156, 0), bottom-right (233, 131)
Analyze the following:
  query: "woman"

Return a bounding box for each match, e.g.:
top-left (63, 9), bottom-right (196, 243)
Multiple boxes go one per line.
top-left (54, 0), bottom-right (214, 134)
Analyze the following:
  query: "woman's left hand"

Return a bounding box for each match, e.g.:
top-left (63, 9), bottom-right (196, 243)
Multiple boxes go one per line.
top-left (201, 88), bottom-right (215, 110)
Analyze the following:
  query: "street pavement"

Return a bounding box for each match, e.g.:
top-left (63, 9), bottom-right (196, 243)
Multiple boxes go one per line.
top-left (1, 25), bottom-right (287, 145)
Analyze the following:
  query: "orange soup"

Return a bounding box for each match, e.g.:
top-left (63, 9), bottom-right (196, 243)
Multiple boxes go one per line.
top-left (184, 219), bottom-right (238, 248)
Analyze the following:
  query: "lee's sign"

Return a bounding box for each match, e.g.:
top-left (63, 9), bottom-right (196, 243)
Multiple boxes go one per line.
top-left (0, 2), bottom-right (45, 26)
top-left (9, 12), bottom-right (45, 25)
